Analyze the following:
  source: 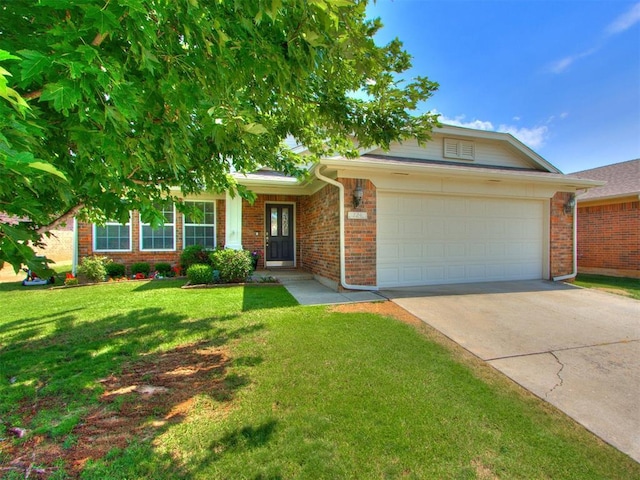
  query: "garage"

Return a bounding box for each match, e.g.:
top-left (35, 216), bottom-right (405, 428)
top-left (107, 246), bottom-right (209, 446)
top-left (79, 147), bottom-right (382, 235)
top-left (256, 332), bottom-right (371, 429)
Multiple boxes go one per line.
top-left (377, 192), bottom-right (545, 287)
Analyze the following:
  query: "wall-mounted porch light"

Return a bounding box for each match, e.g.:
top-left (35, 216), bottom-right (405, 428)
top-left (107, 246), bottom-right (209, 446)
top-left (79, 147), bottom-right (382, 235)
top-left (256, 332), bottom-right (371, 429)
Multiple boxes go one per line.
top-left (352, 182), bottom-right (364, 208)
top-left (564, 194), bottom-right (576, 214)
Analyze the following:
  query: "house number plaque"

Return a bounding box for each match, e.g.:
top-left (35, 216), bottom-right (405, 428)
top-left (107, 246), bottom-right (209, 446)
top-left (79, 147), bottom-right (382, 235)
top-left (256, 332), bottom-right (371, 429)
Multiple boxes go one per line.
top-left (348, 211), bottom-right (368, 220)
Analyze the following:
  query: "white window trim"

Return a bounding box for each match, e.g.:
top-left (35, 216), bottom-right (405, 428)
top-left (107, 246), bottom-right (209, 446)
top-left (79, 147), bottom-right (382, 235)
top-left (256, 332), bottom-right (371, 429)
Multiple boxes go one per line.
top-left (182, 200), bottom-right (217, 250)
top-left (93, 215), bottom-right (133, 252)
top-left (139, 204), bottom-right (177, 252)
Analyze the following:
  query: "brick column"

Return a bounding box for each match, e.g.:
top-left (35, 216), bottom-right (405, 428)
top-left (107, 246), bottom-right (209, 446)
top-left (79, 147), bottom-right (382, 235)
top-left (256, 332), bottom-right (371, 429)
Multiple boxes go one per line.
top-left (550, 192), bottom-right (575, 279)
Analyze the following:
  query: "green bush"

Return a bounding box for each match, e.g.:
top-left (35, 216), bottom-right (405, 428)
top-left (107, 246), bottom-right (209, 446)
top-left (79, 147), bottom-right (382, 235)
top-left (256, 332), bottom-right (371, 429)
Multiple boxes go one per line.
top-left (131, 262), bottom-right (151, 276)
top-left (105, 262), bottom-right (126, 278)
top-left (154, 262), bottom-right (172, 276)
top-left (180, 245), bottom-right (212, 271)
top-left (210, 249), bottom-right (253, 283)
top-left (186, 264), bottom-right (213, 285)
top-left (77, 256), bottom-right (108, 283)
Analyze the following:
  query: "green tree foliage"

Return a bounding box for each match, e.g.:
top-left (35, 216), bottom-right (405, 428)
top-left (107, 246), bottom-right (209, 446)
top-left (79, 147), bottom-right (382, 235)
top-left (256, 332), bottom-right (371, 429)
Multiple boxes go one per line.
top-left (0, 0), bottom-right (439, 273)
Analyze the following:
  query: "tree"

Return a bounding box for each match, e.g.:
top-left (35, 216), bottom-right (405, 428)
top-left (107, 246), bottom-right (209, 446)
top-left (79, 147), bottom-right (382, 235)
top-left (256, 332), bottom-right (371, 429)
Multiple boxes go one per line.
top-left (0, 0), bottom-right (439, 274)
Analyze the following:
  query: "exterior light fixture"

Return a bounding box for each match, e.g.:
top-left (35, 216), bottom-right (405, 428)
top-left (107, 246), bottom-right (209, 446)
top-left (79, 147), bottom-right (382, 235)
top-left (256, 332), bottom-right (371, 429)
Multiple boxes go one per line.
top-left (564, 194), bottom-right (576, 214)
top-left (353, 183), bottom-right (364, 208)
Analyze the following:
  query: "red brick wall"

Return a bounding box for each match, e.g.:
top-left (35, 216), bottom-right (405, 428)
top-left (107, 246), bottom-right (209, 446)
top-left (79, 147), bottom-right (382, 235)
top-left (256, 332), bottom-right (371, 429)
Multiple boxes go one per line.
top-left (341, 178), bottom-right (377, 286)
top-left (577, 200), bottom-right (640, 277)
top-left (78, 211), bottom-right (183, 273)
top-left (77, 199), bottom-right (227, 274)
top-left (299, 185), bottom-right (341, 283)
top-left (550, 192), bottom-right (575, 279)
top-left (241, 195), bottom-right (302, 269)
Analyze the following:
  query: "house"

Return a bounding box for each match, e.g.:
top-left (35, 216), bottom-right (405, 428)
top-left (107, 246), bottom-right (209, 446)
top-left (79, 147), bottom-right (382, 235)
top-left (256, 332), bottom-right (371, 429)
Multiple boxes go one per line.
top-left (0, 212), bottom-right (74, 266)
top-left (75, 125), bottom-right (601, 289)
top-left (569, 159), bottom-right (639, 279)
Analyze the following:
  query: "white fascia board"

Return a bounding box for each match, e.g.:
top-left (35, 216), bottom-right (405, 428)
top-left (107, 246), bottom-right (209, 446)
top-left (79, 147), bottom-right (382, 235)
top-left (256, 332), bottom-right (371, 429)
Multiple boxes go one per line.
top-left (233, 174), bottom-right (312, 195)
top-left (435, 125), bottom-right (561, 174)
top-left (320, 157), bottom-right (604, 190)
top-left (576, 192), bottom-right (640, 203)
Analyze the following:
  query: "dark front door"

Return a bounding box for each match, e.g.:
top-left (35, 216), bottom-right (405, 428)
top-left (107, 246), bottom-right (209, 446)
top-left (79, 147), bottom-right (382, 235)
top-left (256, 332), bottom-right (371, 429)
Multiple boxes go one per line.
top-left (265, 204), bottom-right (294, 266)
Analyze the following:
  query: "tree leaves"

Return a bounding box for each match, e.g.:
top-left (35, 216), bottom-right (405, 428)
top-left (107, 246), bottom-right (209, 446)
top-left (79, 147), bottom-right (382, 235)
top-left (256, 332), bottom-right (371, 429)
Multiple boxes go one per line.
top-left (18, 50), bottom-right (53, 84)
top-left (84, 5), bottom-right (121, 35)
top-left (244, 123), bottom-right (268, 135)
top-left (40, 81), bottom-right (82, 115)
top-left (0, 0), bottom-right (439, 273)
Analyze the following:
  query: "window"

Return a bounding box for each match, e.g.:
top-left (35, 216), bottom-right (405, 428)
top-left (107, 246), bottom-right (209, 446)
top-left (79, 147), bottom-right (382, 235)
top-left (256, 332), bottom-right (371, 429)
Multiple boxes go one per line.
top-left (94, 218), bottom-right (131, 252)
top-left (444, 138), bottom-right (475, 160)
top-left (140, 203), bottom-right (175, 251)
top-left (183, 201), bottom-right (216, 249)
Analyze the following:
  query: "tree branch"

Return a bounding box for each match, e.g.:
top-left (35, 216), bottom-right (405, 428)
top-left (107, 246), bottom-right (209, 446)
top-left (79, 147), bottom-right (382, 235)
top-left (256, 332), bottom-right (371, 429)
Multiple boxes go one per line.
top-left (92, 32), bottom-right (108, 47)
top-left (24, 90), bottom-right (42, 101)
top-left (36, 203), bottom-right (85, 235)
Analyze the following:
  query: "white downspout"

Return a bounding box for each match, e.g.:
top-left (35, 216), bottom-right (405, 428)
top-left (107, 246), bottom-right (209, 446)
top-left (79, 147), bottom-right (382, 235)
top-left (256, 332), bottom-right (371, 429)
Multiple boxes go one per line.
top-left (72, 217), bottom-right (78, 276)
top-left (553, 198), bottom-right (578, 282)
top-left (314, 166), bottom-right (378, 291)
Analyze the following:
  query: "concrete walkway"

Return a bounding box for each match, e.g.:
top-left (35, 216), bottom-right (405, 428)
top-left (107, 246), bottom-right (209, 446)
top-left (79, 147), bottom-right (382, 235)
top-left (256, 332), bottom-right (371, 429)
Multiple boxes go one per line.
top-left (260, 270), bottom-right (384, 305)
top-left (381, 280), bottom-right (640, 463)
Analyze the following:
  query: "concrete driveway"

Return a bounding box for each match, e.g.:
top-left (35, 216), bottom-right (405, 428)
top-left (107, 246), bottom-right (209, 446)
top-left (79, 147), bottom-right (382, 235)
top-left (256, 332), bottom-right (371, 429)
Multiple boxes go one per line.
top-left (381, 280), bottom-right (640, 463)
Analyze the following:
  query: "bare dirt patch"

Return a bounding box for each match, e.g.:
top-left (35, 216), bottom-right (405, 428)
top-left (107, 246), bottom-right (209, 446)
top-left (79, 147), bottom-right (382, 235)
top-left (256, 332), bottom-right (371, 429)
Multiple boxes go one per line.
top-left (594, 287), bottom-right (633, 297)
top-left (2, 342), bottom-right (232, 479)
top-left (330, 300), bottom-right (424, 327)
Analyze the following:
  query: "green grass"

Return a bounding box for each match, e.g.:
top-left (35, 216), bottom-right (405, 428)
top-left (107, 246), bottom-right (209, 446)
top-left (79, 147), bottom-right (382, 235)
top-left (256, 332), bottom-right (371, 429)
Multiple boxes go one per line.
top-left (1, 280), bottom-right (638, 479)
top-left (575, 274), bottom-right (640, 300)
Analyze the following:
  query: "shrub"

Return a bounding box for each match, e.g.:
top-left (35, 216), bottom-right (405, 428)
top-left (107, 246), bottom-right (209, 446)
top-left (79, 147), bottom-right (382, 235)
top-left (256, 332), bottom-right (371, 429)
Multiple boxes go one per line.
top-left (154, 262), bottom-right (172, 276)
top-left (131, 262), bottom-right (151, 276)
top-left (77, 256), bottom-right (108, 283)
top-left (186, 264), bottom-right (213, 285)
top-left (64, 277), bottom-right (79, 286)
top-left (180, 245), bottom-right (212, 271)
top-left (105, 262), bottom-right (126, 278)
top-left (210, 249), bottom-right (253, 283)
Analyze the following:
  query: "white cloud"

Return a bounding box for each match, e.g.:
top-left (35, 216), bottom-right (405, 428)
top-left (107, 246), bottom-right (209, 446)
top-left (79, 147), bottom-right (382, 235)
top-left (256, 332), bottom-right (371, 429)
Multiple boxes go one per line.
top-left (548, 3), bottom-right (639, 74)
top-left (497, 125), bottom-right (548, 149)
top-left (436, 113), bottom-right (494, 131)
top-left (436, 113), bottom-right (549, 149)
top-left (606, 2), bottom-right (640, 35)
top-left (548, 48), bottom-right (598, 74)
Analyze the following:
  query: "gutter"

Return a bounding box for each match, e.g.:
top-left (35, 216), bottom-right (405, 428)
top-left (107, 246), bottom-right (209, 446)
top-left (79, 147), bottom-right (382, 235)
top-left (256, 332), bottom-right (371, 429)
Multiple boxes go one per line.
top-left (320, 157), bottom-right (604, 190)
top-left (314, 166), bottom-right (378, 291)
top-left (552, 200), bottom-right (578, 282)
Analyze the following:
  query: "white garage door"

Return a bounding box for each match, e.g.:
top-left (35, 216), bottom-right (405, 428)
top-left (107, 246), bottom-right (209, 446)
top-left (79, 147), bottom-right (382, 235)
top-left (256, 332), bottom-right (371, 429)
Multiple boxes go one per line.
top-left (377, 193), bottom-right (544, 287)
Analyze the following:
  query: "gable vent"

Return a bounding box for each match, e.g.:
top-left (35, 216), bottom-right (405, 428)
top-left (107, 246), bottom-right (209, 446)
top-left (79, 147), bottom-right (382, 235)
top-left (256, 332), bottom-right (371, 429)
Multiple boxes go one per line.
top-left (444, 138), bottom-right (475, 161)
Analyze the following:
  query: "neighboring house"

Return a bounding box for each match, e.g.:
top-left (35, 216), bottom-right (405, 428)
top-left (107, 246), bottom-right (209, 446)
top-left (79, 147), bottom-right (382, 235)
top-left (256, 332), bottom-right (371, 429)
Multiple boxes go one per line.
top-left (0, 213), bottom-right (74, 265)
top-left (75, 125), bottom-right (600, 290)
top-left (569, 159), bottom-right (640, 279)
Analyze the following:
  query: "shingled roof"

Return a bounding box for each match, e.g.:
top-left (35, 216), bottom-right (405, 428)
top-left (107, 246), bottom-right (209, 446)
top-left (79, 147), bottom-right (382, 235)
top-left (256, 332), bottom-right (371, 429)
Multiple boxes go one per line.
top-left (569, 159), bottom-right (640, 201)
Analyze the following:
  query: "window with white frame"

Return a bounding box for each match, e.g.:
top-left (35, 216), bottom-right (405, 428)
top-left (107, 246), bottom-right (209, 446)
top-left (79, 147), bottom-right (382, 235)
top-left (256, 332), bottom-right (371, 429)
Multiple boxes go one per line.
top-left (183, 201), bottom-right (216, 249)
top-left (140, 203), bottom-right (176, 251)
top-left (94, 218), bottom-right (132, 252)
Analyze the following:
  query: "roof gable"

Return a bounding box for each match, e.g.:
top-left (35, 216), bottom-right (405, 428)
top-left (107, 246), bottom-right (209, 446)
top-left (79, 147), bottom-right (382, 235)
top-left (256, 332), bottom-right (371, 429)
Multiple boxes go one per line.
top-left (364, 125), bottom-right (560, 173)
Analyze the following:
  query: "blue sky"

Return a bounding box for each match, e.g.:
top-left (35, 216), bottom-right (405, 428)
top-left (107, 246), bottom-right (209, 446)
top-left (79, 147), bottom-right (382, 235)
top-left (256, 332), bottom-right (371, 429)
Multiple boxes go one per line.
top-left (367, 0), bottom-right (640, 173)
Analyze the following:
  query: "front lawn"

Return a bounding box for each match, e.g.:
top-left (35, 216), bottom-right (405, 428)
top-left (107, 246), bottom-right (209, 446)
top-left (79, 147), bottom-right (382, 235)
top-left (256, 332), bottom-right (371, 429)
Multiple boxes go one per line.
top-left (575, 274), bottom-right (640, 300)
top-left (0, 280), bottom-right (638, 479)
